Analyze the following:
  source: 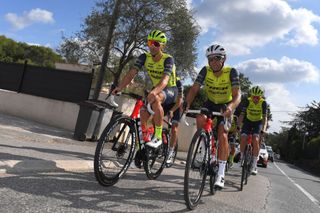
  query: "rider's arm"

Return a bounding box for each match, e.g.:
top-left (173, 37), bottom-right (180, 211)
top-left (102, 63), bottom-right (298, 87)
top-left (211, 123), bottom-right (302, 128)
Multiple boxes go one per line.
top-left (227, 68), bottom-right (241, 111)
top-left (170, 79), bottom-right (183, 112)
top-left (185, 67), bottom-right (206, 109)
top-left (261, 101), bottom-right (268, 132)
top-left (170, 95), bottom-right (183, 113)
top-left (112, 54), bottom-right (145, 94)
top-left (116, 68), bottom-right (138, 91)
top-left (237, 99), bottom-right (248, 129)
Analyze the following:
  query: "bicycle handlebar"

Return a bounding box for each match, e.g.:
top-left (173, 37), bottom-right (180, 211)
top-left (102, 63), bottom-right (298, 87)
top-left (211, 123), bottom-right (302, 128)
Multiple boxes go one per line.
top-left (182, 109), bottom-right (231, 132)
top-left (109, 95), bottom-right (119, 107)
top-left (107, 93), bottom-right (154, 115)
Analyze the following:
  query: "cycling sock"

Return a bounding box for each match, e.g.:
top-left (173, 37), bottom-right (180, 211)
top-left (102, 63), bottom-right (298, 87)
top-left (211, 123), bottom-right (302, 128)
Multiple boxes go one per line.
top-left (252, 156), bottom-right (258, 168)
top-left (218, 160), bottom-right (227, 176)
top-left (155, 125), bottom-right (162, 140)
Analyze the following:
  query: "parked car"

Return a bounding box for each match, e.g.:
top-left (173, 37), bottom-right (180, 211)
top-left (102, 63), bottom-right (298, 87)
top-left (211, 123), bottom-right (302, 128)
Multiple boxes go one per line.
top-left (266, 146), bottom-right (274, 162)
top-left (258, 143), bottom-right (268, 168)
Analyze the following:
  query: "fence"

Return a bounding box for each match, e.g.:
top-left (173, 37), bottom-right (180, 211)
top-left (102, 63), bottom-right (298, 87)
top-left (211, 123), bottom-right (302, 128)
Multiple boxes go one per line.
top-left (0, 61), bottom-right (93, 103)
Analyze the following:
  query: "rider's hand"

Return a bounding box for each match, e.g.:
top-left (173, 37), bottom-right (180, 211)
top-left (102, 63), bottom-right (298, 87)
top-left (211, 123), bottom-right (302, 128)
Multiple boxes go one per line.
top-left (222, 106), bottom-right (232, 118)
top-left (168, 110), bottom-right (174, 119)
top-left (111, 87), bottom-right (121, 95)
top-left (147, 90), bottom-right (157, 104)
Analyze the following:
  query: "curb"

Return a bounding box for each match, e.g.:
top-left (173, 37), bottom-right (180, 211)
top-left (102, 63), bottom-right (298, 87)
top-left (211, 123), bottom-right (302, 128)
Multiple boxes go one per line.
top-left (0, 160), bottom-right (94, 173)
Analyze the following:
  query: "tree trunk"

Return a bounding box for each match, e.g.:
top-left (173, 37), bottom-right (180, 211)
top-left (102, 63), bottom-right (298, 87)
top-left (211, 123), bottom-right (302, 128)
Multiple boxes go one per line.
top-left (93, 0), bottom-right (123, 100)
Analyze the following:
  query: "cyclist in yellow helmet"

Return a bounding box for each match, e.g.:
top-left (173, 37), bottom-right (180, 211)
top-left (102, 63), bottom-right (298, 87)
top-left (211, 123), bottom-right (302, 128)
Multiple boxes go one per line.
top-left (112, 30), bottom-right (177, 149)
top-left (238, 86), bottom-right (268, 175)
top-left (185, 44), bottom-right (241, 188)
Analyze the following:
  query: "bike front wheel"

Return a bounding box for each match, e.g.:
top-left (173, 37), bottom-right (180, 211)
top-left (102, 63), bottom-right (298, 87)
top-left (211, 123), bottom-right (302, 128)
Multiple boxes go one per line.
top-left (94, 116), bottom-right (136, 186)
top-left (184, 129), bottom-right (208, 210)
top-left (143, 128), bottom-right (169, 179)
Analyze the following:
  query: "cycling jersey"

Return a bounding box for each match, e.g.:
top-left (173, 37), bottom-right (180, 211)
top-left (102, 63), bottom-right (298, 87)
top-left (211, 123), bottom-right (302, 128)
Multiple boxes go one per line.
top-left (242, 97), bottom-right (267, 122)
top-left (133, 52), bottom-right (176, 87)
top-left (195, 66), bottom-right (240, 104)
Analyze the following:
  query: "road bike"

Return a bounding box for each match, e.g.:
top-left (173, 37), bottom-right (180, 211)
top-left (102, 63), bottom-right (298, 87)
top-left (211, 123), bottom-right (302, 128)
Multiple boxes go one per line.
top-left (183, 108), bottom-right (231, 210)
top-left (94, 92), bottom-right (169, 186)
top-left (240, 134), bottom-right (253, 191)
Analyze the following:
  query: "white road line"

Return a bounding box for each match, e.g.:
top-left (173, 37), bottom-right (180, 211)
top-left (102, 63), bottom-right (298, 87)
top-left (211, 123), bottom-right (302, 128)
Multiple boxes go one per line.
top-left (274, 161), bottom-right (320, 208)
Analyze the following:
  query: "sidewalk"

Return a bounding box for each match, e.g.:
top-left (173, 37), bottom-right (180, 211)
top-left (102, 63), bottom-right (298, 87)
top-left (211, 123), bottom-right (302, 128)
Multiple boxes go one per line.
top-left (0, 113), bottom-right (187, 174)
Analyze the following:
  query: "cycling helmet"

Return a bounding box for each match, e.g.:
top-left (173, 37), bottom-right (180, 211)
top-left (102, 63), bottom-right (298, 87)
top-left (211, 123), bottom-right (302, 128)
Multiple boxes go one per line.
top-left (147, 30), bottom-right (167, 44)
top-left (205, 44), bottom-right (226, 58)
top-left (250, 86), bottom-right (264, 97)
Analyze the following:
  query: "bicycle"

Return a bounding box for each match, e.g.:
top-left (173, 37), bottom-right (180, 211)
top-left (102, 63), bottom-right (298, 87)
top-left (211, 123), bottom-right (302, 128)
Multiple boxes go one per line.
top-left (240, 134), bottom-right (253, 191)
top-left (93, 92), bottom-right (169, 186)
top-left (183, 108), bottom-right (231, 210)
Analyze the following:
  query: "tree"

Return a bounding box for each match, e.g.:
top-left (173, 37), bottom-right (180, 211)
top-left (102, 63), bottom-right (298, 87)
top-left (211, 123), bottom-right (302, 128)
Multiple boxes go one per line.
top-left (58, 0), bottom-right (200, 86)
top-left (0, 35), bottom-right (63, 67)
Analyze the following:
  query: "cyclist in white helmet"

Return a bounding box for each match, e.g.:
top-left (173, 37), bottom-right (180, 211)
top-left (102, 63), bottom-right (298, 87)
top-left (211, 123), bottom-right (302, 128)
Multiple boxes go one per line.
top-left (185, 44), bottom-right (241, 188)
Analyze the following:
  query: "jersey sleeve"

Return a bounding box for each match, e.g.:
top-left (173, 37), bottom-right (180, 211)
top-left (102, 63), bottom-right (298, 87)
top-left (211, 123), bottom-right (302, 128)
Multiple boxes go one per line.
top-left (262, 101), bottom-right (268, 116)
top-left (132, 53), bottom-right (146, 71)
top-left (241, 99), bottom-right (249, 114)
top-left (163, 57), bottom-right (174, 76)
top-left (176, 79), bottom-right (183, 96)
top-left (230, 68), bottom-right (240, 88)
top-left (195, 67), bottom-right (207, 86)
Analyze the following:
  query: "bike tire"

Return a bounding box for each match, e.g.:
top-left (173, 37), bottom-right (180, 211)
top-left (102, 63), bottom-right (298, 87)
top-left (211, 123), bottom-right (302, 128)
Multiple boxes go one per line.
top-left (143, 128), bottom-right (169, 180)
top-left (94, 116), bottom-right (136, 186)
top-left (184, 129), bottom-right (208, 210)
top-left (241, 145), bottom-right (251, 190)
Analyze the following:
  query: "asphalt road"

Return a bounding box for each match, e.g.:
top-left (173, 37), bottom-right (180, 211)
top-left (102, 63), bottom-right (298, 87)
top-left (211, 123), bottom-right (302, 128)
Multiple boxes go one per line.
top-left (1, 113), bottom-right (320, 212)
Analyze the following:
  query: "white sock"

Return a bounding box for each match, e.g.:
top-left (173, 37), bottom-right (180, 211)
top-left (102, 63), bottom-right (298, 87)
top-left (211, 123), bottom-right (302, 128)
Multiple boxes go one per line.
top-left (252, 156), bottom-right (258, 168)
top-left (218, 160), bottom-right (227, 177)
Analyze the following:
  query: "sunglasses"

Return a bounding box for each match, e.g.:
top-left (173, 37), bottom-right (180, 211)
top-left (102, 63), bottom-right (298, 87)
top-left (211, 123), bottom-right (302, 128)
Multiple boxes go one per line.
top-left (252, 96), bottom-right (261, 100)
top-left (147, 40), bottom-right (161, 47)
top-left (208, 55), bottom-right (225, 62)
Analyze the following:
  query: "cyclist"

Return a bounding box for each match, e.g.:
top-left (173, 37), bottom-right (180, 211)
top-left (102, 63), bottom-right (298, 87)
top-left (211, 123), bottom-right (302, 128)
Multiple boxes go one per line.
top-left (238, 86), bottom-right (268, 175)
top-left (112, 30), bottom-right (177, 149)
top-left (165, 76), bottom-right (183, 165)
top-left (185, 44), bottom-right (241, 188)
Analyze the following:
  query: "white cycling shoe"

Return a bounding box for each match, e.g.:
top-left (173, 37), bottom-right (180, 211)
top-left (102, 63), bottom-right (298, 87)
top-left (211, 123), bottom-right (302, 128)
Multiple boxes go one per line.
top-left (166, 150), bottom-right (175, 164)
top-left (251, 168), bottom-right (258, 175)
top-left (146, 137), bottom-right (162, 149)
top-left (214, 175), bottom-right (225, 188)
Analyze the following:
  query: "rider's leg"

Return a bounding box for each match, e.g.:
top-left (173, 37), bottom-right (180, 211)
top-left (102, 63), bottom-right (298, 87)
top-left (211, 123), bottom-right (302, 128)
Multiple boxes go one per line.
top-left (140, 108), bottom-right (151, 141)
top-left (152, 94), bottom-right (164, 139)
top-left (170, 123), bottom-right (178, 149)
top-left (215, 123), bottom-right (228, 188)
top-left (240, 133), bottom-right (247, 161)
top-left (252, 133), bottom-right (260, 169)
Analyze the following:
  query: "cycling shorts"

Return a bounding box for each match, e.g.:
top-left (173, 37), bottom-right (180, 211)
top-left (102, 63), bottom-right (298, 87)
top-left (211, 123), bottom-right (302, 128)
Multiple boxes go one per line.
top-left (203, 100), bottom-right (230, 126)
top-left (163, 103), bottom-right (182, 124)
top-left (241, 119), bottom-right (262, 135)
top-left (162, 86), bottom-right (178, 105)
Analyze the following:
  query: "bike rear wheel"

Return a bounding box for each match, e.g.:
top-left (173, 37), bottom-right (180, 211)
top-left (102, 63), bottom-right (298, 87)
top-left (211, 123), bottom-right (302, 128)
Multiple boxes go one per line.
top-left (143, 129), bottom-right (169, 180)
top-left (184, 129), bottom-right (208, 210)
top-left (94, 116), bottom-right (136, 186)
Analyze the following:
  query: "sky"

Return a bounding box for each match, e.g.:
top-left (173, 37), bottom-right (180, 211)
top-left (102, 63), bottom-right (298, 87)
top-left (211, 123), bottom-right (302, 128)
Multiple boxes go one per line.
top-left (1, 0), bottom-right (320, 133)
